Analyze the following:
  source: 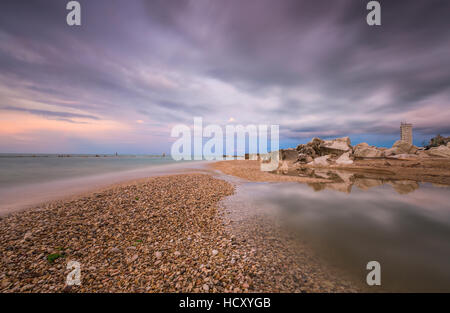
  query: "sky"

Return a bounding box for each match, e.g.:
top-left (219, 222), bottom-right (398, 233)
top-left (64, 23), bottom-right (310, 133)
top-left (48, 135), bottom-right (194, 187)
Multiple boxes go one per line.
top-left (0, 0), bottom-right (449, 154)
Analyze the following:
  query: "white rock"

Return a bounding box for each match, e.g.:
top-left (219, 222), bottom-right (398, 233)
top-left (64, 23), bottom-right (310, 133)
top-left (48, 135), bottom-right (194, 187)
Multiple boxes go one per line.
top-left (426, 145), bottom-right (450, 158)
top-left (155, 251), bottom-right (162, 259)
top-left (212, 249), bottom-right (219, 256)
top-left (320, 137), bottom-right (351, 153)
top-left (309, 155), bottom-right (330, 166)
top-left (354, 144), bottom-right (384, 158)
top-left (335, 152), bottom-right (353, 165)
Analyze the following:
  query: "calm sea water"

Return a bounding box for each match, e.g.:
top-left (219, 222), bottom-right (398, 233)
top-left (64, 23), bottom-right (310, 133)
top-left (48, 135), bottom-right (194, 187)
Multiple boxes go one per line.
top-left (0, 154), bottom-right (206, 214)
top-left (0, 154), bottom-right (176, 188)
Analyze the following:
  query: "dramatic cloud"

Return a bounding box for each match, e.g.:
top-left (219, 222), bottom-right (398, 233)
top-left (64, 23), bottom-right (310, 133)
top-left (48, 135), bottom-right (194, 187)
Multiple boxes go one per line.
top-left (0, 0), bottom-right (449, 153)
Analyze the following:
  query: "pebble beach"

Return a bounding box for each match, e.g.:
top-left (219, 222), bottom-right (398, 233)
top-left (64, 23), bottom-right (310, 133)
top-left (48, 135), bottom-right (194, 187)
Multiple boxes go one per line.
top-left (0, 167), bottom-right (363, 293)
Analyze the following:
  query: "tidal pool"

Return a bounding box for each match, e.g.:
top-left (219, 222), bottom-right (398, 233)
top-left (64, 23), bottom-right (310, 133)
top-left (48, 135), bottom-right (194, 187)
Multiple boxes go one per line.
top-left (222, 175), bottom-right (450, 292)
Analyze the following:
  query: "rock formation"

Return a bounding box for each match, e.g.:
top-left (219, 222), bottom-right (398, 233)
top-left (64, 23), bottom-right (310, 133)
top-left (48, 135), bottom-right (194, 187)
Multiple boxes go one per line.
top-left (426, 144), bottom-right (450, 158)
top-left (353, 143), bottom-right (384, 158)
top-left (319, 137), bottom-right (351, 155)
top-left (278, 134), bottom-right (450, 169)
top-left (385, 140), bottom-right (418, 156)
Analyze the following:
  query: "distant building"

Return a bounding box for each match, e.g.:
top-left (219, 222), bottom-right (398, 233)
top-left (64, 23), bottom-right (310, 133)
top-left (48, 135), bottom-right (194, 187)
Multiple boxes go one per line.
top-left (400, 122), bottom-right (413, 145)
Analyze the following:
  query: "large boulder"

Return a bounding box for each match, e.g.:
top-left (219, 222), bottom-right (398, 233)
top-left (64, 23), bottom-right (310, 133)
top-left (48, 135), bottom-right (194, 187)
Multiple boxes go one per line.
top-left (296, 138), bottom-right (325, 162)
top-left (386, 140), bottom-right (418, 155)
top-left (353, 143), bottom-right (384, 158)
top-left (297, 145), bottom-right (317, 158)
top-left (426, 145), bottom-right (450, 158)
top-left (308, 155), bottom-right (331, 166)
top-left (280, 148), bottom-right (298, 161)
top-left (297, 153), bottom-right (313, 164)
top-left (320, 137), bottom-right (351, 155)
top-left (335, 152), bottom-right (354, 165)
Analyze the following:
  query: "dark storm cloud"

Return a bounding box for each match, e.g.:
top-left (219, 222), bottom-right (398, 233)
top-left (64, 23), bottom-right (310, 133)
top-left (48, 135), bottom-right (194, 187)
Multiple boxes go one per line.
top-left (0, 0), bottom-right (449, 152)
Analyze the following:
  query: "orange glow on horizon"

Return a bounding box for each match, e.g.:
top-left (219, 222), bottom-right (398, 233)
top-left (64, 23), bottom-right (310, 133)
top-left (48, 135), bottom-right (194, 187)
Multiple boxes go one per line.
top-left (0, 111), bottom-right (129, 137)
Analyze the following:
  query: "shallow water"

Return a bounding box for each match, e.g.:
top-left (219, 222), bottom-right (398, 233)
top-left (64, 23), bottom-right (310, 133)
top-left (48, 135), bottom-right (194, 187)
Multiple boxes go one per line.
top-left (221, 176), bottom-right (450, 292)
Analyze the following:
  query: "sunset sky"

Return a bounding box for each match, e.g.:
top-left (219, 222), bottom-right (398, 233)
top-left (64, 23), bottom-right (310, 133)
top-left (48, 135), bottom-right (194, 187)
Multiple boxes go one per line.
top-left (1, 0), bottom-right (449, 154)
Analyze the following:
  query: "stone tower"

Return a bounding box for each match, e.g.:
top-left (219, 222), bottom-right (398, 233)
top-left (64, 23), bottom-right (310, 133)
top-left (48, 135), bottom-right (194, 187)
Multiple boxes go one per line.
top-left (400, 122), bottom-right (413, 145)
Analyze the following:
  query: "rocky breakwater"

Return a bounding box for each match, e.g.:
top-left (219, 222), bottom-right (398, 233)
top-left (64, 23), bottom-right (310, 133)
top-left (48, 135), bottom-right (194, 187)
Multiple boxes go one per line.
top-left (278, 136), bottom-right (450, 169)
